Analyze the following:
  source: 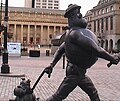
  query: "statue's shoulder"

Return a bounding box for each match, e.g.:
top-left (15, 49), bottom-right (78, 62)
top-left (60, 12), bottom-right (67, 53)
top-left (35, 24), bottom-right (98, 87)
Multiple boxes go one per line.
top-left (70, 27), bottom-right (83, 33)
top-left (78, 28), bottom-right (95, 35)
top-left (67, 28), bottom-right (83, 39)
top-left (68, 27), bottom-right (91, 37)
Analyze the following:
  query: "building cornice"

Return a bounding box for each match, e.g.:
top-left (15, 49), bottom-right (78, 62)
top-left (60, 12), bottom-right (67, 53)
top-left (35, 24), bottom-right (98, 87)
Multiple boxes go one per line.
top-left (91, 0), bottom-right (117, 11)
top-left (2, 6), bottom-right (65, 16)
top-left (1, 6), bottom-right (67, 25)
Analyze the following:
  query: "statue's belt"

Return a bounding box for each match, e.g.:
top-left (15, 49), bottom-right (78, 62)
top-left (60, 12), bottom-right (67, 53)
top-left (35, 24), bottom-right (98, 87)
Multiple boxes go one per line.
top-left (67, 62), bottom-right (86, 73)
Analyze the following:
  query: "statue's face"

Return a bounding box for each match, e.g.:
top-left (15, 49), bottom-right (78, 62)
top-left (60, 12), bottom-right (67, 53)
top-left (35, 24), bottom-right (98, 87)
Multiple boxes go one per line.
top-left (68, 8), bottom-right (87, 28)
top-left (69, 8), bottom-right (82, 19)
top-left (68, 8), bottom-right (83, 27)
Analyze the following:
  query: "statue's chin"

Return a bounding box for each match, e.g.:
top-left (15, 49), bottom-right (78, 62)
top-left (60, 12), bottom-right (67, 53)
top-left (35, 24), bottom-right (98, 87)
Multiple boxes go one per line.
top-left (73, 18), bottom-right (87, 28)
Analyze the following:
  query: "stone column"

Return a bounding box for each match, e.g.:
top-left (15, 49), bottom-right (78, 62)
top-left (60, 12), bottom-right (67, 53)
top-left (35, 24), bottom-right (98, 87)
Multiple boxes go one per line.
top-left (47, 26), bottom-right (50, 44)
top-left (14, 24), bottom-right (16, 42)
top-left (34, 25), bottom-right (36, 44)
top-left (40, 25), bottom-right (43, 45)
top-left (60, 26), bottom-right (63, 33)
top-left (54, 26), bottom-right (56, 36)
top-left (27, 25), bottom-right (30, 45)
top-left (21, 25), bottom-right (23, 44)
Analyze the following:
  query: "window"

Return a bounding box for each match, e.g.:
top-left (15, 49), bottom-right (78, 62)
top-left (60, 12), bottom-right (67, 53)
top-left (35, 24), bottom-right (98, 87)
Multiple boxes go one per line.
top-left (42, 3), bottom-right (46, 5)
top-left (110, 16), bottom-right (113, 30)
top-left (97, 19), bottom-right (100, 32)
top-left (106, 7), bottom-right (108, 13)
top-left (110, 6), bottom-right (113, 11)
top-left (54, 1), bottom-right (59, 3)
top-left (54, 7), bottom-right (58, 9)
top-left (42, 6), bottom-right (46, 8)
top-left (48, 0), bottom-right (52, 2)
top-left (48, 3), bottom-right (52, 5)
top-left (98, 10), bottom-right (100, 15)
top-left (101, 18), bottom-right (104, 33)
top-left (94, 12), bottom-right (96, 16)
top-left (42, 0), bottom-right (47, 2)
top-left (48, 7), bottom-right (52, 9)
top-left (36, 6), bottom-right (41, 8)
top-left (36, 3), bottom-right (41, 5)
top-left (106, 17), bottom-right (108, 30)
top-left (106, 0), bottom-right (109, 2)
top-left (94, 20), bottom-right (96, 32)
top-left (23, 37), bottom-right (27, 42)
top-left (54, 4), bottom-right (58, 6)
top-left (101, 9), bottom-right (104, 14)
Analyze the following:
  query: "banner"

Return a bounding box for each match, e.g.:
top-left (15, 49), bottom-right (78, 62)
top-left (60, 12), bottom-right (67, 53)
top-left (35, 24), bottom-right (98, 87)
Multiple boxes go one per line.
top-left (7, 42), bottom-right (21, 56)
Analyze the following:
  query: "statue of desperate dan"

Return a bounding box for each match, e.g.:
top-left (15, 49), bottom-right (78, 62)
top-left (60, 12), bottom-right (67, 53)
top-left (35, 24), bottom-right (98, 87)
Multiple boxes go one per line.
top-left (45, 4), bottom-right (119, 101)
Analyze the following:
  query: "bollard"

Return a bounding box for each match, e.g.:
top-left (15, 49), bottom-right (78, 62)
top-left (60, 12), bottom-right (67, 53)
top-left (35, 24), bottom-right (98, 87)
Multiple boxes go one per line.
top-left (29, 50), bottom-right (40, 57)
top-left (46, 50), bottom-right (50, 56)
top-left (63, 54), bottom-right (65, 69)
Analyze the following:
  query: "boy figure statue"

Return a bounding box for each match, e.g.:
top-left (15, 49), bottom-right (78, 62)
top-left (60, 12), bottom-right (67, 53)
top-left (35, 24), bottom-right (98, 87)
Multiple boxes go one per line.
top-left (45, 4), bottom-right (119, 101)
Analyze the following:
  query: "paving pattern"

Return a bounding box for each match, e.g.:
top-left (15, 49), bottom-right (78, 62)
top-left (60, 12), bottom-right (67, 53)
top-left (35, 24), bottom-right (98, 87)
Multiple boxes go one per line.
top-left (0, 53), bottom-right (120, 101)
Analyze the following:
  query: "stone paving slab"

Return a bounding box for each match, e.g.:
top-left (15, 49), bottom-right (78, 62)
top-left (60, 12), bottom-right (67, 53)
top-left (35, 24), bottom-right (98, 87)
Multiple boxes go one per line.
top-left (0, 55), bottom-right (120, 101)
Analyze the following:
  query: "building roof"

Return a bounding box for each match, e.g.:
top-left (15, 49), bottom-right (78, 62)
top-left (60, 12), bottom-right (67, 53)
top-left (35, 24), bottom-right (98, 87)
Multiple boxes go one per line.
top-left (91, 0), bottom-right (118, 11)
top-left (97, 0), bottom-right (113, 5)
top-left (7, 6), bottom-right (65, 15)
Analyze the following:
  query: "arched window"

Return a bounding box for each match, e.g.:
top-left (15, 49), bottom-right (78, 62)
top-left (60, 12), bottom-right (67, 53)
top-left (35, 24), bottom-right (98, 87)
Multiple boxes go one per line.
top-left (110, 6), bottom-right (113, 11)
top-left (109, 39), bottom-right (113, 52)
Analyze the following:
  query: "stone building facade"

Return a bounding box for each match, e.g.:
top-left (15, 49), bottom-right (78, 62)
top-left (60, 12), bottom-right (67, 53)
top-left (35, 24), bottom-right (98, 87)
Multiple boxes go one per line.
top-left (84, 0), bottom-right (120, 52)
top-left (0, 7), bottom-right (67, 46)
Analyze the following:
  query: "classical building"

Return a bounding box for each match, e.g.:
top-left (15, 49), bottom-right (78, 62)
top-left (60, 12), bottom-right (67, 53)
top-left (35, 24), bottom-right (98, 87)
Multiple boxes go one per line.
top-left (25, 0), bottom-right (60, 10)
top-left (84, 0), bottom-right (120, 52)
top-left (0, 7), bottom-right (67, 46)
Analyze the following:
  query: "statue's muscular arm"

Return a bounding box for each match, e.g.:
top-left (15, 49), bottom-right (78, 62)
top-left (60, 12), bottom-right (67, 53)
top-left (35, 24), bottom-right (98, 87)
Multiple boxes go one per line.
top-left (69, 30), bottom-right (117, 62)
top-left (50, 42), bottom-right (65, 67)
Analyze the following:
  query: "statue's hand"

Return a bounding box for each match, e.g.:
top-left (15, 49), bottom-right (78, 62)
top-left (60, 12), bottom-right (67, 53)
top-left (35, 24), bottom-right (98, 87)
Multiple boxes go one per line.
top-left (44, 65), bottom-right (53, 78)
top-left (111, 54), bottom-right (119, 65)
top-left (108, 54), bottom-right (119, 67)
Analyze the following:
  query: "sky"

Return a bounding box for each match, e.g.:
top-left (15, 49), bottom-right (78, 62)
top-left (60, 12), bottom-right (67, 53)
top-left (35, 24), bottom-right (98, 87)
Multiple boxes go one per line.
top-left (1, 0), bottom-right (100, 16)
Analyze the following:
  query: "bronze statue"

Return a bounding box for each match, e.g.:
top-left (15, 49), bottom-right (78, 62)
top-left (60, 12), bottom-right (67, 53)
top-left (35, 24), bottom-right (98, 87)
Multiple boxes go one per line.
top-left (45, 4), bottom-right (119, 101)
top-left (13, 68), bottom-right (50, 101)
top-left (14, 78), bottom-right (38, 101)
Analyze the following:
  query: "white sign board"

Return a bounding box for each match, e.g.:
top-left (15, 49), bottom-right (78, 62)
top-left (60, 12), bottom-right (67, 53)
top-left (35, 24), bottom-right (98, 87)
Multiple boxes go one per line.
top-left (7, 42), bottom-right (21, 56)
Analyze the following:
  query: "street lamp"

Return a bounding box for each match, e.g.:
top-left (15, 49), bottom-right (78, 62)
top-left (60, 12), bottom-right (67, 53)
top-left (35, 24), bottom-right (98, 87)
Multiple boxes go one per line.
top-left (0, 0), bottom-right (2, 26)
top-left (1, 0), bottom-right (10, 73)
top-left (0, 0), bottom-right (3, 33)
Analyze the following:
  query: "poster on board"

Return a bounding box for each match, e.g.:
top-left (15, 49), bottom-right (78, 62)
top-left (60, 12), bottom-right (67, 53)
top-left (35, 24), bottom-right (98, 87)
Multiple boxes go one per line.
top-left (7, 42), bottom-right (21, 56)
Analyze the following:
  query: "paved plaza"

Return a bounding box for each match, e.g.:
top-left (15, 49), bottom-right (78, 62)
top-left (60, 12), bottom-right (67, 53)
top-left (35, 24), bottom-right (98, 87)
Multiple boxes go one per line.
top-left (0, 49), bottom-right (120, 101)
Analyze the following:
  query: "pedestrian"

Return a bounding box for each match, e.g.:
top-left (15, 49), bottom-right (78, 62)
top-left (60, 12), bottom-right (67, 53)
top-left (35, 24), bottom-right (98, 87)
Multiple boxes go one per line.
top-left (38, 44), bottom-right (41, 49)
top-left (44, 4), bottom-right (119, 101)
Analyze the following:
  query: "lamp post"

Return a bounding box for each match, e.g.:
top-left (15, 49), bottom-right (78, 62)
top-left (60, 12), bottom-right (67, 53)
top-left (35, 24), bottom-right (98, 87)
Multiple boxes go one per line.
top-left (0, 0), bottom-right (2, 26)
top-left (1, 0), bottom-right (10, 73)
